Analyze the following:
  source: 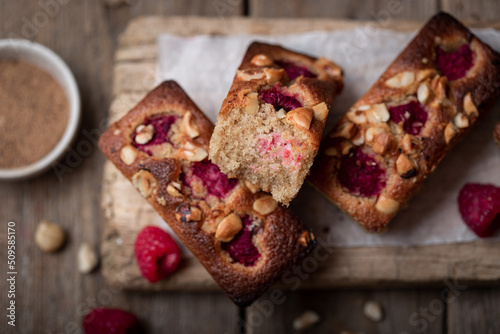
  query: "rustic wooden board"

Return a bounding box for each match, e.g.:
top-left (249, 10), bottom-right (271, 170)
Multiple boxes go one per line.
top-left (101, 16), bottom-right (500, 291)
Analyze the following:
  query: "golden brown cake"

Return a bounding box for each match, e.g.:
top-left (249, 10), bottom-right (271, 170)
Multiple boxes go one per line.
top-left (210, 42), bottom-right (343, 205)
top-left (309, 12), bottom-right (500, 232)
top-left (98, 81), bottom-right (316, 307)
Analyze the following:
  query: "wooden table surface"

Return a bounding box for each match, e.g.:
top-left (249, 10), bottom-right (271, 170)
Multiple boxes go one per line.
top-left (1, 1), bottom-right (499, 333)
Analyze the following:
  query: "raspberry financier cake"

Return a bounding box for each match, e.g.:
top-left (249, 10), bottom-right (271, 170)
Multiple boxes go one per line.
top-left (98, 81), bottom-right (316, 307)
top-left (210, 42), bottom-right (343, 205)
top-left (310, 12), bottom-right (500, 232)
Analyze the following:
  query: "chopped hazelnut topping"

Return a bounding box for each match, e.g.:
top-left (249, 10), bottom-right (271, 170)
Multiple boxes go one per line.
top-left (264, 68), bottom-right (285, 85)
top-left (385, 71), bottom-right (415, 88)
top-left (175, 203), bottom-right (202, 223)
top-left (346, 109), bottom-right (367, 124)
top-left (366, 104), bottom-right (390, 123)
top-left (463, 92), bottom-right (479, 116)
top-left (417, 83), bottom-right (431, 104)
top-left (253, 195), bottom-right (278, 215)
top-left (396, 153), bottom-right (417, 178)
top-left (135, 124), bottom-right (155, 145)
top-left (287, 107), bottom-right (313, 129)
top-left (372, 132), bottom-right (391, 155)
top-left (132, 170), bottom-right (157, 198)
top-left (119, 145), bottom-right (137, 166)
top-left (365, 127), bottom-right (384, 142)
top-left (244, 92), bottom-right (260, 115)
top-left (182, 111), bottom-right (200, 138)
top-left (298, 230), bottom-right (314, 247)
top-left (312, 102), bottom-right (329, 121)
top-left (244, 180), bottom-right (260, 194)
top-left (453, 113), bottom-right (469, 129)
top-left (375, 195), bottom-right (400, 214)
top-left (251, 54), bottom-right (274, 67)
top-left (167, 184), bottom-right (183, 197)
top-left (215, 213), bottom-right (243, 242)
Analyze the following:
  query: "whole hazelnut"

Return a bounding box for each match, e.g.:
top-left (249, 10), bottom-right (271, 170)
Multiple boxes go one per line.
top-left (34, 220), bottom-right (66, 253)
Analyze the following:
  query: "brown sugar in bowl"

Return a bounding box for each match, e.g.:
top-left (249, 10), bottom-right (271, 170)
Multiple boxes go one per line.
top-left (0, 39), bottom-right (80, 180)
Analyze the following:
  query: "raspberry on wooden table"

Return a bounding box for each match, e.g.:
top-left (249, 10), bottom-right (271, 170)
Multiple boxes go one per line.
top-left (458, 183), bottom-right (500, 237)
top-left (83, 307), bottom-right (143, 334)
top-left (134, 226), bottom-right (180, 283)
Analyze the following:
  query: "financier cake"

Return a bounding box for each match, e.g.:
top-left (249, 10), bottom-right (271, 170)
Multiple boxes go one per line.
top-left (210, 42), bottom-right (343, 205)
top-left (309, 12), bottom-right (500, 232)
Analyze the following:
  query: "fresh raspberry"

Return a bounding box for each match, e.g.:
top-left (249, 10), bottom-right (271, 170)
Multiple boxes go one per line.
top-left (259, 86), bottom-right (302, 112)
top-left (221, 215), bottom-right (261, 266)
top-left (83, 307), bottom-right (143, 334)
top-left (388, 101), bottom-right (428, 136)
top-left (436, 44), bottom-right (475, 81)
top-left (132, 114), bottom-right (180, 155)
top-left (458, 183), bottom-right (500, 237)
top-left (275, 60), bottom-right (316, 80)
top-left (134, 226), bottom-right (180, 282)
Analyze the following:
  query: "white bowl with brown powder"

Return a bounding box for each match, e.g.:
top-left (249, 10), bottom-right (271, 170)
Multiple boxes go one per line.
top-left (0, 39), bottom-right (80, 180)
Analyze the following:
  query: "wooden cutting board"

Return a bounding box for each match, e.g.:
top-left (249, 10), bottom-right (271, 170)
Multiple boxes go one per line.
top-left (101, 16), bottom-right (500, 291)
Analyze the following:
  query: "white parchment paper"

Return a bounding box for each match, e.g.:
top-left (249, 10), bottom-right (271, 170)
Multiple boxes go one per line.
top-left (157, 29), bottom-right (500, 247)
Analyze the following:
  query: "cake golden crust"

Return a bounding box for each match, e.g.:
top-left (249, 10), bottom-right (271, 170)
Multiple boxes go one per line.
top-left (99, 81), bottom-right (315, 307)
top-left (309, 12), bottom-right (500, 232)
top-left (210, 42), bottom-right (343, 205)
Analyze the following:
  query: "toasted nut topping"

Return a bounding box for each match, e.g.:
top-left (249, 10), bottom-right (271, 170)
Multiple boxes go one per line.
top-left (416, 68), bottom-right (436, 81)
top-left (312, 102), bottom-right (329, 122)
top-left (432, 77), bottom-right (448, 102)
top-left (340, 141), bottom-right (353, 155)
top-left (175, 203), bottom-right (202, 223)
top-left (463, 92), bottom-right (479, 116)
top-left (35, 220), bottom-right (66, 253)
top-left (120, 145), bottom-right (137, 166)
top-left (253, 195), bottom-right (278, 215)
top-left (372, 132), bottom-right (391, 155)
top-left (357, 105), bottom-right (371, 111)
top-left (132, 170), bottom-right (157, 198)
top-left (417, 83), bottom-right (431, 104)
top-left (287, 107), bottom-right (313, 129)
top-left (167, 184), bottom-right (183, 197)
top-left (264, 68), bottom-right (285, 85)
top-left (396, 154), bottom-right (417, 178)
top-left (135, 124), bottom-right (155, 144)
top-left (324, 147), bottom-right (338, 156)
top-left (375, 195), bottom-right (400, 214)
top-left (182, 111), bottom-right (199, 138)
top-left (215, 213), bottom-right (243, 242)
top-left (444, 122), bottom-right (459, 144)
top-left (421, 57), bottom-right (429, 64)
top-left (251, 54), bottom-right (273, 67)
top-left (78, 243), bottom-right (99, 274)
top-left (316, 57), bottom-right (342, 77)
top-left (385, 71), bottom-right (415, 88)
top-left (276, 108), bottom-right (286, 119)
top-left (331, 122), bottom-right (356, 139)
top-left (156, 196), bottom-right (167, 206)
top-left (346, 109), bottom-right (367, 124)
top-left (352, 129), bottom-right (364, 146)
top-left (184, 146), bottom-right (208, 162)
top-left (365, 127), bottom-right (384, 142)
top-left (244, 180), bottom-right (259, 194)
top-left (298, 230), bottom-right (313, 247)
top-left (453, 113), bottom-right (469, 129)
top-left (293, 310), bottom-right (321, 331)
top-left (237, 70), bottom-right (265, 81)
top-left (366, 104), bottom-right (390, 123)
top-left (244, 92), bottom-right (260, 115)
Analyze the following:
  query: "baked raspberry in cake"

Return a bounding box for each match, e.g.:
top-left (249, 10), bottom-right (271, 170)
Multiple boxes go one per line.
top-left (98, 81), bottom-right (315, 306)
top-left (309, 12), bottom-right (500, 232)
top-left (209, 42), bottom-right (343, 205)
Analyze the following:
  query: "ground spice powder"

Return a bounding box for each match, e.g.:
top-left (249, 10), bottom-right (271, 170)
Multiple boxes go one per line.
top-left (0, 60), bottom-right (69, 168)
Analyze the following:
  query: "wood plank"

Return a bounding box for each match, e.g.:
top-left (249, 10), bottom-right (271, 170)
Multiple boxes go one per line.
top-left (0, 2), bottom-right (241, 334)
top-left (246, 288), bottom-right (444, 333)
top-left (249, 0), bottom-right (439, 21)
top-left (103, 15), bottom-right (500, 293)
top-left (441, 0), bottom-right (500, 21)
top-left (447, 287), bottom-right (500, 334)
